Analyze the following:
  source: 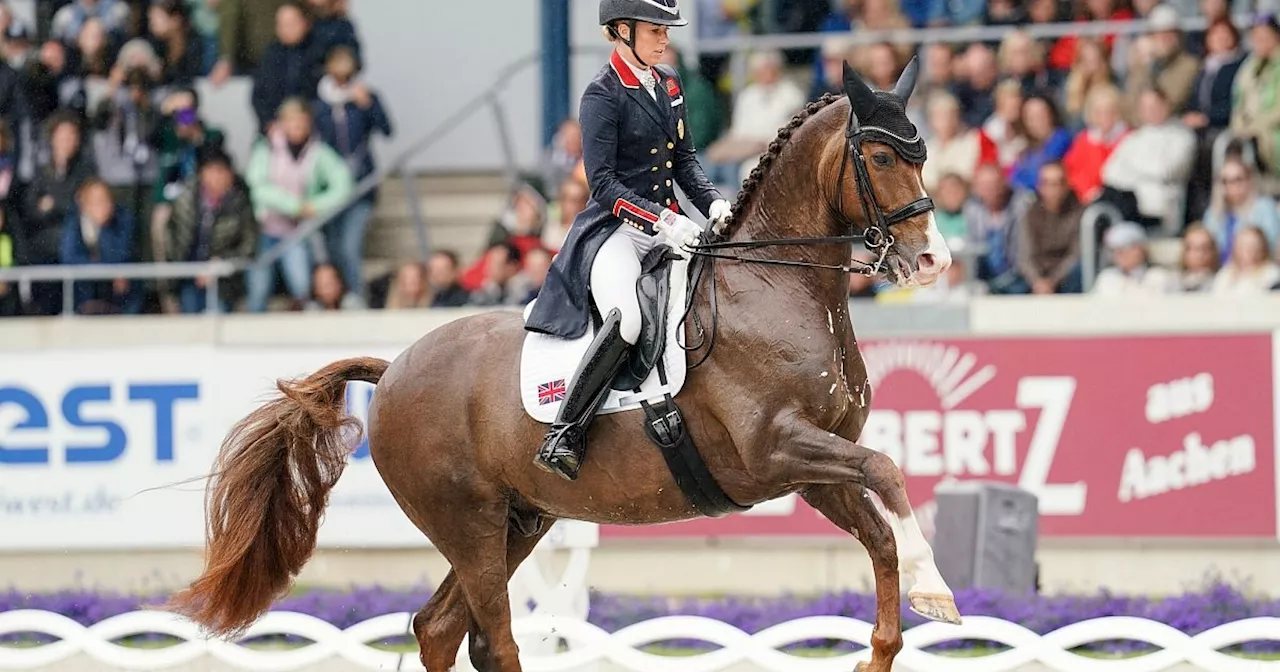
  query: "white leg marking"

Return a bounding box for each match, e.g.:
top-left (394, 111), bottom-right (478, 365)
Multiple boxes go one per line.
top-left (888, 511), bottom-right (953, 597)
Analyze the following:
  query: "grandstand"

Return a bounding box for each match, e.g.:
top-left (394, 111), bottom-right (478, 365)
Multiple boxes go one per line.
top-left (1, 1), bottom-right (1278, 671)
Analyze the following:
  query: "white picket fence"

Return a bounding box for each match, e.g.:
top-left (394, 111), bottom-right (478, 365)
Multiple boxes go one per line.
top-left (1, 609), bottom-right (1278, 672)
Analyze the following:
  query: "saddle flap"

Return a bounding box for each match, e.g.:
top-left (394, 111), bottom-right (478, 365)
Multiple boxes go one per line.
top-left (611, 248), bottom-right (679, 392)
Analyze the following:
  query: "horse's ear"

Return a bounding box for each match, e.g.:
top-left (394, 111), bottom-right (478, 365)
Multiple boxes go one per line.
top-left (893, 54), bottom-right (920, 104)
top-left (842, 60), bottom-right (879, 122)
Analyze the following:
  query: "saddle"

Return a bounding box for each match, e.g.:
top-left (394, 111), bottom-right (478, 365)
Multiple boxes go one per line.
top-left (583, 246), bottom-right (749, 520)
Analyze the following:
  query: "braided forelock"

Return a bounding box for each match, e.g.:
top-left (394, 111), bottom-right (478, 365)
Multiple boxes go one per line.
top-left (726, 92), bottom-right (843, 235)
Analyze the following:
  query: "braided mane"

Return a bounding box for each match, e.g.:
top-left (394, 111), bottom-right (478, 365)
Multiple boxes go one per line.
top-left (725, 92), bottom-right (843, 235)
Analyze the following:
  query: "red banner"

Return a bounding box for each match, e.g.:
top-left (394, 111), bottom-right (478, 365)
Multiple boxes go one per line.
top-left (601, 334), bottom-right (1278, 540)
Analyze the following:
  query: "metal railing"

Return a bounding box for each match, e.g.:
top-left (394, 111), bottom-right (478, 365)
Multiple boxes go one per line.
top-left (0, 54), bottom-right (539, 317)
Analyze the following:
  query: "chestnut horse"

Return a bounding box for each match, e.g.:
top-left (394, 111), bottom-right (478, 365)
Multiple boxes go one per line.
top-left (168, 60), bottom-right (960, 672)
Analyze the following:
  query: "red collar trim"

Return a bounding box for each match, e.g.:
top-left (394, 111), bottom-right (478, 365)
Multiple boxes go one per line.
top-left (610, 50), bottom-right (641, 89)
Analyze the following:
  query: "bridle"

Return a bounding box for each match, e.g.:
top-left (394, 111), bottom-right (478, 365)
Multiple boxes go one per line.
top-left (677, 105), bottom-right (935, 367)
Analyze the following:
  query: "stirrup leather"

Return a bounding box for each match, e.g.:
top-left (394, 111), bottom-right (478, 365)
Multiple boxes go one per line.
top-left (533, 308), bottom-right (630, 481)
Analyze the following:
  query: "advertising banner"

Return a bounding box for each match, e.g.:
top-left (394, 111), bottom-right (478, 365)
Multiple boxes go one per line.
top-left (600, 334), bottom-right (1278, 540)
top-left (2, 334), bottom-right (1275, 550)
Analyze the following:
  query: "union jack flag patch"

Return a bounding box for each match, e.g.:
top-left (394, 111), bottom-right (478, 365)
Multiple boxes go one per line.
top-left (537, 379), bottom-right (566, 405)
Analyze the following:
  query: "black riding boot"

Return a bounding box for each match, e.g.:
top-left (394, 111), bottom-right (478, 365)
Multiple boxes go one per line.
top-left (533, 308), bottom-right (631, 481)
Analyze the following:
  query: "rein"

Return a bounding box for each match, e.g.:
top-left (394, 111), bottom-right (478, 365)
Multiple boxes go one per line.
top-left (677, 109), bottom-right (935, 369)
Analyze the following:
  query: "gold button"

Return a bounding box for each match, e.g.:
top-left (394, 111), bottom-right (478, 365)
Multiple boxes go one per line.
top-left (667, 142), bottom-right (674, 149)
top-left (651, 166), bottom-right (658, 172)
top-left (650, 148), bottom-right (658, 154)
top-left (665, 179), bottom-right (672, 187)
top-left (666, 161), bottom-right (673, 168)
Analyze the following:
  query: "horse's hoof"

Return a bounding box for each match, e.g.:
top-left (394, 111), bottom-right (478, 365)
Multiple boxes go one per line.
top-left (908, 591), bottom-right (963, 625)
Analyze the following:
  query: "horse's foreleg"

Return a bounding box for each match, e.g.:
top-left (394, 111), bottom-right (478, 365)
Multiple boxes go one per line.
top-left (771, 423), bottom-right (961, 624)
top-left (802, 483), bottom-right (902, 672)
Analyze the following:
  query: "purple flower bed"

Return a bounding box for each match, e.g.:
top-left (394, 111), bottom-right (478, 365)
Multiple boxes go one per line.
top-left (2, 577), bottom-right (1278, 655)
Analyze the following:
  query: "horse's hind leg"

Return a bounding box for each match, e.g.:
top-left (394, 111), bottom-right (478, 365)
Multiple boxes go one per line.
top-left (415, 518), bottom-right (555, 671)
top-left (803, 484), bottom-right (902, 672)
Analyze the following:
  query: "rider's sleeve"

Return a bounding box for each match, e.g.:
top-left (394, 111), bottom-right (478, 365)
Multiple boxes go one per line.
top-left (580, 82), bottom-right (667, 227)
top-left (662, 67), bottom-right (724, 218)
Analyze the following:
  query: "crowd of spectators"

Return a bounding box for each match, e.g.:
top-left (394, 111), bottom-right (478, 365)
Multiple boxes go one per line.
top-left (0, 0), bottom-right (392, 317)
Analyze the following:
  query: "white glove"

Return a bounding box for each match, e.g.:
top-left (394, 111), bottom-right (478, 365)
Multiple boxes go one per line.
top-left (655, 208), bottom-right (704, 256)
top-left (708, 199), bottom-right (733, 234)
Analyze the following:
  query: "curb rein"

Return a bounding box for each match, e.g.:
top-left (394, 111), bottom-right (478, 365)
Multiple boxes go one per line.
top-left (676, 108), bottom-right (936, 368)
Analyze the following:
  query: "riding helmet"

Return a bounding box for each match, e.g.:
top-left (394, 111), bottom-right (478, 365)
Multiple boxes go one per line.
top-left (599, 0), bottom-right (689, 27)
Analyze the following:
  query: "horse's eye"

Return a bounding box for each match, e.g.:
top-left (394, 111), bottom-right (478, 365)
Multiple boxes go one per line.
top-left (872, 153), bottom-right (893, 167)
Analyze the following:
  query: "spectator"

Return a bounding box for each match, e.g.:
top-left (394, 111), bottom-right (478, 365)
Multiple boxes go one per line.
top-left (0, 205), bottom-right (20, 316)
top-left (146, 0), bottom-right (204, 87)
top-left (704, 49), bottom-right (805, 188)
top-left (24, 111), bottom-right (92, 314)
top-left (933, 172), bottom-right (971, 241)
top-left (378, 260), bottom-right (427, 310)
top-left (0, 118), bottom-right (16, 210)
top-left (1186, 0), bottom-right (1232, 56)
top-left (71, 17), bottom-right (114, 81)
top-left (250, 2), bottom-right (324, 134)
top-left (1211, 226), bottom-right (1280, 293)
top-left (484, 184), bottom-right (546, 266)
top-left (1091, 220), bottom-right (1178, 295)
top-left (965, 162), bottom-right (1031, 293)
top-left (1125, 4), bottom-right (1200, 118)
top-left (59, 178), bottom-right (140, 314)
top-left (244, 98), bottom-right (354, 312)
top-left (659, 44), bottom-right (722, 151)
top-left (306, 261), bottom-right (365, 310)
top-left (1201, 157), bottom-right (1280, 263)
top-left (515, 246), bottom-right (552, 305)
top-left (981, 79), bottom-right (1027, 169)
top-left (467, 242), bottom-right (530, 307)
top-left (161, 147), bottom-right (256, 314)
top-left (1230, 14), bottom-right (1280, 174)
top-left (304, 0), bottom-right (361, 69)
top-left (1183, 19), bottom-right (1245, 221)
top-left (4, 22), bottom-right (35, 71)
top-left (184, 0), bottom-right (220, 73)
top-left (855, 42), bottom-right (903, 94)
top-left (1008, 93), bottom-right (1072, 192)
top-left (810, 36), bottom-right (854, 103)
top-left (422, 249), bottom-right (470, 307)
top-left (543, 118), bottom-right (583, 199)
top-left (999, 29), bottom-right (1061, 97)
top-left (150, 86), bottom-right (225, 259)
top-left (921, 91), bottom-right (996, 192)
top-left (1178, 223), bottom-right (1220, 291)
top-left (51, 0), bottom-right (131, 45)
top-left (19, 40), bottom-right (88, 151)
top-left (1061, 38), bottom-right (1117, 129)
top-left (313, 44), bottom-right (392, 299)
top-left (928, 0), bottom-right (985, 26)
top-left (210, 0), bottom-right (290, 85)
top-left (950, 43), bottom-right (999, 128)
top-left (1053, 0), bottom-right (1135, 75)
top-left (852, 0), bottom-right (914, 63)
top-left (88, 48), bottom-right (161, 226)
top-left (1015, 162), bottom-right (1084, 294)
top-left (984, 0), bottom-right (1024, 27)
top-left (1063, 84), bottom-right (1128, 203)
top-left (1098, 87), bottom-right (1196, 230)
top-left (543, 176), bottom-right (587, 253)
top-left (914, 43), bottom-right (955, 124)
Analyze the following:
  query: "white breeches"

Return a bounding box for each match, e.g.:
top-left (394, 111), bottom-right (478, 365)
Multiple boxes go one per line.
top-left (590, 224), bottom-right (662, 345)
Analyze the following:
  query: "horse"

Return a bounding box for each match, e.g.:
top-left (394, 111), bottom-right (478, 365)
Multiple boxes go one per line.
top-left (167, 59), bottom-right (960, 672)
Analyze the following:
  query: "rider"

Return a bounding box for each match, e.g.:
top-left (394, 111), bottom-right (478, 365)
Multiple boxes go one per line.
top-left (524, 0), bottom-right (732, 481)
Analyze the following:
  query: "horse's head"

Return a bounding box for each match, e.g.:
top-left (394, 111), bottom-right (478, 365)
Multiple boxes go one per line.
top-left (832, 57), bottom-right (952, 287)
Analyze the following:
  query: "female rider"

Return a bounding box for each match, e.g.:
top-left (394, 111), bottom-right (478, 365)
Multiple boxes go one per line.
top-left (525, 0), bottom-right (732, 481)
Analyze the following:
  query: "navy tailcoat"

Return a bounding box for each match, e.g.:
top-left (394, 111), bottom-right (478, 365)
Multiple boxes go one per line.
top-left (524, 50), bottom-right (723, 339)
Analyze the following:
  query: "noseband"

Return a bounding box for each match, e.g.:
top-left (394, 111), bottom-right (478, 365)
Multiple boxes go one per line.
top-left (686, 106), bottom-right (935, 277)
top-left (677, 105), bottom-right (935, 368)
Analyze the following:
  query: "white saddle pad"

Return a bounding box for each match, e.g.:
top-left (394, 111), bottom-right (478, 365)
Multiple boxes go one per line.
top-left (520, 258), bottom-right (691, 424)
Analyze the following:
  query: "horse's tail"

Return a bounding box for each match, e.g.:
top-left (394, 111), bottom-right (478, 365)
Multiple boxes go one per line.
top-left (165, 356), bottom-right (390, 638)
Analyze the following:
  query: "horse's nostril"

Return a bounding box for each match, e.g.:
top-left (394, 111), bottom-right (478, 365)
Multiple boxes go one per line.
top-left (918, 253), bottom-right (938, 272)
